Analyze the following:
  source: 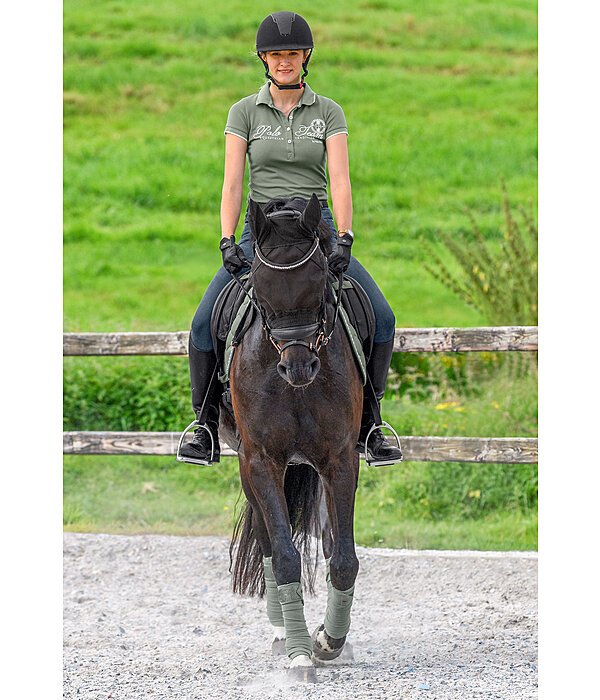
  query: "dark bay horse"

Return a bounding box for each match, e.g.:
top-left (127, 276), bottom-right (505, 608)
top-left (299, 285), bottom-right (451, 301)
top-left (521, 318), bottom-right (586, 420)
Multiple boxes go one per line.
top-left (218, 194), bottom-right (363, 682)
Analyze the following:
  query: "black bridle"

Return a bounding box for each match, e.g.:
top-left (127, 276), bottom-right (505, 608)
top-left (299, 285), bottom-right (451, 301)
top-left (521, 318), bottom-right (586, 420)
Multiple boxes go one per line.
top-left (231, 209), bottom-right (343, 357)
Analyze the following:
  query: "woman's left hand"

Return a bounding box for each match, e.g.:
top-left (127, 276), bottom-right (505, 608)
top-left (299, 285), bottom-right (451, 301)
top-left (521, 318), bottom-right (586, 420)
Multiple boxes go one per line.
top-left (327, 232), bottom-right (353, 274)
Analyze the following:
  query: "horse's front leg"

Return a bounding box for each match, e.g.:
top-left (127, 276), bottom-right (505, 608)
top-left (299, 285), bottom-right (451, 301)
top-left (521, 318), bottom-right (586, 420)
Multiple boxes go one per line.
top-left (313, 450), bottom-right (360, 661)
top-left (245, 451), bottom-right (317, 681)
top-left (237, 459), bottom-right (287, 654)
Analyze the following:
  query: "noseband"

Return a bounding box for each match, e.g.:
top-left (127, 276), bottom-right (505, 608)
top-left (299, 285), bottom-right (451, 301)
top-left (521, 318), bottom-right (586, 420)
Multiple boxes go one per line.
top-left (231, 208), bottom-right (343, 357)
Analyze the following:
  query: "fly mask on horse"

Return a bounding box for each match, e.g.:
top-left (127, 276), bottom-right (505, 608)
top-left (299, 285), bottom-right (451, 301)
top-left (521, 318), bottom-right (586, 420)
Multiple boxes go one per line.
top-left (248, 194), bottom-right (334, 387)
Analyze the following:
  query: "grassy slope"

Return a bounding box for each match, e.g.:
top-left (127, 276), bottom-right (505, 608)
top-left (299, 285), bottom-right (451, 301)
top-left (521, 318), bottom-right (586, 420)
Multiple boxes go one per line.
top-left (64, 454), bottom-right (537, 551)
top-left (64, 0), bottom-right (537, 330)
top-left (63, 0), bottom-right (537, 548)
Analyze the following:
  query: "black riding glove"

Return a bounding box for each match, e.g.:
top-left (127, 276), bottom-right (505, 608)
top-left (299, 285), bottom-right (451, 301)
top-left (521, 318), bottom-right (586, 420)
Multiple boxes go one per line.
top-left (327, 232), bottom-right (354, 274)
top-left (220, 235), bottom-right (249, 276)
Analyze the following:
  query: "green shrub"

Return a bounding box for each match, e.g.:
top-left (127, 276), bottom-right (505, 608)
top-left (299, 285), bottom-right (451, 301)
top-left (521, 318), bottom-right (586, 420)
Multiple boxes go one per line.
top-left (421, 181), bottom-right (538, 326)
top-left (387, 184), bottom-right (538, 402)
top-left (63, 356), bottom-right (191, 431)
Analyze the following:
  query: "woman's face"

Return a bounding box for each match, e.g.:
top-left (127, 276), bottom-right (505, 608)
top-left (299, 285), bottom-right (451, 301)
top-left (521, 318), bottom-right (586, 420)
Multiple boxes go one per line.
top-left (261, 50), bottom-right (309, 85)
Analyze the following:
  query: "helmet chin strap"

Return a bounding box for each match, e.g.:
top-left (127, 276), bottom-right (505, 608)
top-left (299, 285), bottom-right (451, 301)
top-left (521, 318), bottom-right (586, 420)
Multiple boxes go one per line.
top-left (260, 50), bottom-right (312, 90)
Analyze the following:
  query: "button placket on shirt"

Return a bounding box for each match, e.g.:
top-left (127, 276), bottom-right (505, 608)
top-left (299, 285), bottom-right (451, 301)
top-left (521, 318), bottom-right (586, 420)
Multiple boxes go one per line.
top-left (286, 107), bottom-right (297, 161)
top-left (269, 100), bottom-right (300, 160)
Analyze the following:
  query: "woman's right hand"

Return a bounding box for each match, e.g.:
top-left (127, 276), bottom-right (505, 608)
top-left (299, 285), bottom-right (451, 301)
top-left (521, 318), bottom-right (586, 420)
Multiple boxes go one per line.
top-left (219, 235), bottom-right (249, 275)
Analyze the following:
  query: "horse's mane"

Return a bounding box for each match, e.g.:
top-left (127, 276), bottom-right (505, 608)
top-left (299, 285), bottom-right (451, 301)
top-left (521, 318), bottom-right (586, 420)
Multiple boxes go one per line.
top-left (254, 197), bottom-right (333, 258)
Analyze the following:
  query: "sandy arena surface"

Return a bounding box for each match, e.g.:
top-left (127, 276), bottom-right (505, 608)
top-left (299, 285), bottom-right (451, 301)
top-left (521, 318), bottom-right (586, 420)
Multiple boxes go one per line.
top-left (64, 533), bottom-right (537, 699)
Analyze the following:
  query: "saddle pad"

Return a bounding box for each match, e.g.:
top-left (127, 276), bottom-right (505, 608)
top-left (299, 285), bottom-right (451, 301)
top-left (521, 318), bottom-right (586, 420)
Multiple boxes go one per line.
top-left (331, 274), bottom-right (375, 368)
top-left (210, 273), bottom-right (255, 381)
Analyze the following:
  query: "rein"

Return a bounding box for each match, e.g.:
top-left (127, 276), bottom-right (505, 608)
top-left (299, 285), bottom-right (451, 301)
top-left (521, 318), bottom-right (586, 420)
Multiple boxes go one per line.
top-left (229, 210), bottom-right (344, 357)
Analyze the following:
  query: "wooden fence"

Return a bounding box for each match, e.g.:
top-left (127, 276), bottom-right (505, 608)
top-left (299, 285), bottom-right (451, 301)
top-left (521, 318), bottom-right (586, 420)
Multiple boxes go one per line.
top-left (63, 326), bottom-right (538, 464)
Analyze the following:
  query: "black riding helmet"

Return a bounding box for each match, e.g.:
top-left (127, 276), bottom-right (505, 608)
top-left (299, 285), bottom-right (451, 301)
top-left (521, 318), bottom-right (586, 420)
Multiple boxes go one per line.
top-left (256, 11), bottom-right (314, 90)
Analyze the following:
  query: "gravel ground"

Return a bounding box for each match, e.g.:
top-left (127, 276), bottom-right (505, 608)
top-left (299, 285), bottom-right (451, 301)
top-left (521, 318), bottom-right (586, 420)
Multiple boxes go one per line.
top-left (64, 533), bottom-right (537, 699)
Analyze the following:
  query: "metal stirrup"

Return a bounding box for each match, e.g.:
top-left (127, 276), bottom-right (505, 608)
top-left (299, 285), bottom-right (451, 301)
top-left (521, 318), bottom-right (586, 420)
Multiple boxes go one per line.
top-left (176, 419), bottom-right (216, 466)
top-left (364, 420), bottom-right (403, 467)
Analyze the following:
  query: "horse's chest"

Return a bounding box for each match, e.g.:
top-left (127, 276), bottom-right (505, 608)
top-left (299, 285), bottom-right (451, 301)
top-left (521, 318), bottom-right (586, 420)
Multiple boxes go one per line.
top-left (231, 327), bottom-right (361, 461)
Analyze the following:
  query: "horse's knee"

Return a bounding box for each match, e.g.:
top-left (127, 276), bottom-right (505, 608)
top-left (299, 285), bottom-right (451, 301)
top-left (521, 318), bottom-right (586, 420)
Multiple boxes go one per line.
top-left (273, 544), bottom-right (302, 586)
top-left (329, 551), bottom-right (359, 591)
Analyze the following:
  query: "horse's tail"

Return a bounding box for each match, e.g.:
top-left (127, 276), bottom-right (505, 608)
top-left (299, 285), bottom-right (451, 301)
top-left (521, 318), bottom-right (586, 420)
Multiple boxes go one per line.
top-left (229, 463), bottom-right (322, 597)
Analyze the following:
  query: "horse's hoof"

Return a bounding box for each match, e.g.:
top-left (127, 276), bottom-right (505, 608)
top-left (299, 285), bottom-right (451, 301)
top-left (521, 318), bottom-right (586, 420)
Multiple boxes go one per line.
top-left (287, 664), bottom-right (318, 684)
top-left (311, 624), bottom-right (346, 661)
top-left (271, 638), bottom-right (287, 656)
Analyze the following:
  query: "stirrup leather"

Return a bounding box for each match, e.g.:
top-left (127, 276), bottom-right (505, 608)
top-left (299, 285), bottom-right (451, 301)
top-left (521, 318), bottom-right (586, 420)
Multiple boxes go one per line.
top-left (176, 419), bottom-right (217, 466)
top-left (363, 420), bottom-right (403, 467)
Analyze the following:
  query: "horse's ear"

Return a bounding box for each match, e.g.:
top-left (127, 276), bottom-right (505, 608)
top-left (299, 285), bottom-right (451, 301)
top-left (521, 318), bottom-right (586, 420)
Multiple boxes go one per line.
top-left (300, 193), bottom-right (322, 234)
top-left (248, 199), bottom-right (269, 243)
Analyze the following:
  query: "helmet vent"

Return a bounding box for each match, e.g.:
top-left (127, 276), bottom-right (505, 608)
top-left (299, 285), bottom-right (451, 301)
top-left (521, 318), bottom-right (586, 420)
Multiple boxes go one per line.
top-left (271, 12), bottom-right (295, 36)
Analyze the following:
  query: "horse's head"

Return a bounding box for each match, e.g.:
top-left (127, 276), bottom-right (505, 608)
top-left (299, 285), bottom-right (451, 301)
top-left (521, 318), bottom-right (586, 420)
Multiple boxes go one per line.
top-left (248, 194), bottom-right (333, 387)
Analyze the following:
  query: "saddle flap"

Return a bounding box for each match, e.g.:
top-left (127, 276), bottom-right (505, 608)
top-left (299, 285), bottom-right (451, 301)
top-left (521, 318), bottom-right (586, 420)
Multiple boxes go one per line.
top-left (210, 273), bottom-right (255, 382)
top-left (210, 273), bottom-right (252, 345)
top-left (330, 273), bottom-right (376, 364)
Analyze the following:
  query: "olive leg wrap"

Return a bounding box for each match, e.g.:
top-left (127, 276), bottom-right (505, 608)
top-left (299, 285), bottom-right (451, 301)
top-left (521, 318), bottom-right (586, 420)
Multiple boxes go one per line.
top-left (263, 557), bottom-right (284, 628)
top-left (277, 582), bottom-right (312, 660)
top-left (324, 559), bottom-right (355, 639)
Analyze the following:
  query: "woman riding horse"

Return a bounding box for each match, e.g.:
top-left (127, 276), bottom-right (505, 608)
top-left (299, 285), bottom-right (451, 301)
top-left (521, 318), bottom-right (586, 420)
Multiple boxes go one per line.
top-left (179, 11), bottom-right (402, 467)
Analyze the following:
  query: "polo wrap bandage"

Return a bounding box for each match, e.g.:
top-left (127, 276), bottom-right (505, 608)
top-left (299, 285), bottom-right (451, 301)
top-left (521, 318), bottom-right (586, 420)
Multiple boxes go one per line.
top-left (277, 582), bottom-right (313, 659)
top-left (324, 557), bottom-right (355, 639)
top-left (263, 557), bottom-right (284, 627)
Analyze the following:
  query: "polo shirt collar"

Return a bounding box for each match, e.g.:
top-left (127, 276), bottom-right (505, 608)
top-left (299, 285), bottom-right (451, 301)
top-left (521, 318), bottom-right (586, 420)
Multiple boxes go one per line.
top-left (255, 82), bottom-right (317, 107)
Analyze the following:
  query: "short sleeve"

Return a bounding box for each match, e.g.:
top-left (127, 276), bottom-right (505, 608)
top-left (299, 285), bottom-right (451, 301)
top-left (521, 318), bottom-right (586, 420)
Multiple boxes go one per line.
top-left (324, 99), bottom-right (348, 140)
top-left (224, 99), bottom-right (249, 141)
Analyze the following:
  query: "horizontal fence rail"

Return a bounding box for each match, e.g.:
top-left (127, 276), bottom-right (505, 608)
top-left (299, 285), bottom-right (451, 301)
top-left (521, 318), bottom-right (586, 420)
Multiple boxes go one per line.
top-left (63, 326), bottom-right (538, 356)
top-left (63, 326), bottom-right (538, 464)
top-left (63, 432), bottom-right (538, 464)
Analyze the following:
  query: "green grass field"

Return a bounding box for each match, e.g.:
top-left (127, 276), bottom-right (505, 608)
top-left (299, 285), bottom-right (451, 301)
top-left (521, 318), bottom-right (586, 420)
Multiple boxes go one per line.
top-left (63, 0), bottom-right (537, 549)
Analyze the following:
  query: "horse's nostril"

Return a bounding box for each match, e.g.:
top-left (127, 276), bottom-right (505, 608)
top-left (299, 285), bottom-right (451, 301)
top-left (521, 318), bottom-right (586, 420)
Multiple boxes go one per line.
top-left (277, 362), bottom-right (289, 381)
top-left (310, 357), bottom-right (320, 377)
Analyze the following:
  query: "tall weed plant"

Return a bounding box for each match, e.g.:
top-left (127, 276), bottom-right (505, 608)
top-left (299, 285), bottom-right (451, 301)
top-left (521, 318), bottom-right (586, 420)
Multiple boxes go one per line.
top-left (389, 183), bottom-right (538, 404)
top-left (421, 181), bottom-right (537, 326)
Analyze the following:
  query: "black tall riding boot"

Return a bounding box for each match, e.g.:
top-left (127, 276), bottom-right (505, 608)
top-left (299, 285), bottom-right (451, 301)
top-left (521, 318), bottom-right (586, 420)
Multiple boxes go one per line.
top-left (178, 339), bottom-right (221, 465)
top-left (355, 338), bottom-right (403, 465)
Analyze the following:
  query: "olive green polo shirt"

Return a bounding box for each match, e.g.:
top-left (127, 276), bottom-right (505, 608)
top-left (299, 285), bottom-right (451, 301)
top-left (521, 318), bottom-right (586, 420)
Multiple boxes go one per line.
top-left (224, 82), bottom-right (348, 203)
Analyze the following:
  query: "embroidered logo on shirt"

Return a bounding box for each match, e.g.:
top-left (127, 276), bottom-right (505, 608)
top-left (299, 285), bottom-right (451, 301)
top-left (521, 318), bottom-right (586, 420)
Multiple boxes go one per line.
top-left (252, 124), bottom-right (283, 140)
top-left (294, 118), bottom-right (326, 140)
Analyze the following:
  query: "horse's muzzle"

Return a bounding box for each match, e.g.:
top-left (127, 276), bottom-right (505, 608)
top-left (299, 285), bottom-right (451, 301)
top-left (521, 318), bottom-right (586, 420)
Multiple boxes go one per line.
top-left (277, 351), bottom-right (321, 387)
